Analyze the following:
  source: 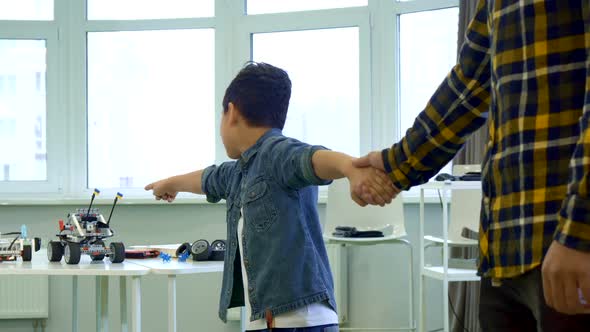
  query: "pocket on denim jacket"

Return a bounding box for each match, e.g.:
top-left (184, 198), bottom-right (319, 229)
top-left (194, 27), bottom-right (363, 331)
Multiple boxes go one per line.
top-left (242, 180), bottom-right (278, 232)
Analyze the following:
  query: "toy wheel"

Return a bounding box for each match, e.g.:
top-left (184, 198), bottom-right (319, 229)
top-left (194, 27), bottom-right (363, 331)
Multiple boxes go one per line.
top-left (47, 241), bottom-right (63, 262)
top-left (33, 238), bottom-right (42, 252)
top-left (64, 243), bottom-right (81, 264)
top-left (175, 242), bottom-right (191, 258)
top-left (91, 240), bottom-right (105, 261)
top-left (190, 239), bottom-right (211, 261)
top-left (22, 245), bottom-right (32, 262)
top-left (109, 242), bottom-right (125, 263)
top-left (210, 240), bottom-right (226, 261)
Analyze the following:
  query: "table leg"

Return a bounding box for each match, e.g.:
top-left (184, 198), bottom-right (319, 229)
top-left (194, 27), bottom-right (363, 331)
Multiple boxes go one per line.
top-left (120, 277), bottom-right (128, 332)
top-left (72, 276), bottom-right (78, 332)
top-left (240, 306), bottom-right (246, 332)
top-left (168, 275), bottom-right (177, 332)
top-left (96, 276), bottom-right (109, 332)
top-left (131, 276), bottom-right (141, 332)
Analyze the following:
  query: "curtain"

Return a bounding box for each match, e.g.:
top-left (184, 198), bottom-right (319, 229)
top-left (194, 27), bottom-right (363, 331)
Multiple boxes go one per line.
top-left (449, 1), bottom-right (486, 331)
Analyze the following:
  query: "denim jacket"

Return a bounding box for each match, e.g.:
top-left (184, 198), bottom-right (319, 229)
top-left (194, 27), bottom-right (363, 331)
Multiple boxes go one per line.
top-left (201, 129), bottom-right (337, 322)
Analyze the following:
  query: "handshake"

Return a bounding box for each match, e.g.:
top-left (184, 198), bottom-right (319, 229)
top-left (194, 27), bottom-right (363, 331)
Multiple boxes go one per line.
top-left (347, 151), bottom-right (400, 207)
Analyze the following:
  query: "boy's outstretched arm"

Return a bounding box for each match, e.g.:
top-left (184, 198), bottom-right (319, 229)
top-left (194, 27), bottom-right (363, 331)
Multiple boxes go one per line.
top-left (144, 170), bottom-right (204, 202)
top-left (312, 150), bottom-right (400, 206)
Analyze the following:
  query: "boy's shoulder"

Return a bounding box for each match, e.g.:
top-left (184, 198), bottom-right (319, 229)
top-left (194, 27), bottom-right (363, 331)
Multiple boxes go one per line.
top-left (259, 133), bottom-right (306, 153)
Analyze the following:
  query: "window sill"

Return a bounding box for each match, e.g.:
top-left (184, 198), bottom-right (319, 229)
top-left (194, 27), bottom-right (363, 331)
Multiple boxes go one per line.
top-left (0, 191), bottom-right (443, 206)
top-left (0, 194), bottom-right (215, 206)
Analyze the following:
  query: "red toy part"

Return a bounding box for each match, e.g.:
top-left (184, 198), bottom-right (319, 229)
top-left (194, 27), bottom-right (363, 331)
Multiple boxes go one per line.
top-left (58, 219), bottom-right (64, 231)
top-left (125, 249), bottom-right (160, 259)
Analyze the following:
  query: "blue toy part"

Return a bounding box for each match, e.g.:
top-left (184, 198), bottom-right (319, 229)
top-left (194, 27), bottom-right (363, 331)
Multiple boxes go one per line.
top-left (160, 252), bottom-right (171, 263)
top-left (21, 225), bottom-right (27, 239)
top-left (178, 251), bottom-right (190, 262)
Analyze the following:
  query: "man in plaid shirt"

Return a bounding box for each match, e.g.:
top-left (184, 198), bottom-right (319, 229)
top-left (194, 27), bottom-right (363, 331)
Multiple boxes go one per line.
top-left (354, 0), bottom-right (590, 330)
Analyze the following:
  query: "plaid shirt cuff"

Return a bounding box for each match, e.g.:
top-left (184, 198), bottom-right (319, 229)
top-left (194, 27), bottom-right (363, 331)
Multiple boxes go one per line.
top-left (383, 147), bottom-right (412, 190)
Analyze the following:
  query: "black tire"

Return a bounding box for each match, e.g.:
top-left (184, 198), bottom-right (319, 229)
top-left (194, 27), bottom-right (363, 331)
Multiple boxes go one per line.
top-left (91, 240), bottom-right (105, 261)
top-left (47, 241), bottom-right (63, 262)
top-left (64, 243), bottom-right (81, 264)
top-left (34, 238), bottom-right (42, 252)
top-left (175, 242), bottom-right (191, 257)
top-left (109, 242), bottom-right (125, 263)
top-left (210, 240), bottom-right (226, 261)
top-left (22, 245), bottom-right (32, 262)
top-left (190, 239), bottom-right (211, 261)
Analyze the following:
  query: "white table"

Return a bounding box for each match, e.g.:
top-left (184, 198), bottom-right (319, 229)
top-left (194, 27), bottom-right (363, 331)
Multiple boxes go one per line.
top-left (418, 181), bottom-right (481, 332)
top-left (127, 258), bottom-right (225, 332)
top-left (0, 249), bottom-right (150, 332)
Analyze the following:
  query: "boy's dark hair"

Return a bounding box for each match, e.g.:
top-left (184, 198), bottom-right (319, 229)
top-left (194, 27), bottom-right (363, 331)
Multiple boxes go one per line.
top-left (222, 62), bottom-right (291, 130)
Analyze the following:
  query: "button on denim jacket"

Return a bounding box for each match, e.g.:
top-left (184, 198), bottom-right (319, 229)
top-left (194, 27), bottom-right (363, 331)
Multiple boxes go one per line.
top-left (201, 129), bottom-right (337, 322)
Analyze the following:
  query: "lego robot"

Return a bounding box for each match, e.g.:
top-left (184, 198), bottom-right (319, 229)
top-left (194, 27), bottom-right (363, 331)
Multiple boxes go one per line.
top-left (47, 189), bottom-right (126, 264)
top-left (0, 225), bottom-right (41, 262)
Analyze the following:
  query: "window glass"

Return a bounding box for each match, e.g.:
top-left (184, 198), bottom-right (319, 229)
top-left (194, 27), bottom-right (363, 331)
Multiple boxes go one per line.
top-left (87, 29), bottom-right (215, 189)
top-left (253, 28), bottom-right (360, 156)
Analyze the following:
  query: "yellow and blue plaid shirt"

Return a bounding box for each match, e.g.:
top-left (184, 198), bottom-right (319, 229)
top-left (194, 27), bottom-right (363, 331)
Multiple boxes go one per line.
top-left (383, 0), bottom-right (590, 279)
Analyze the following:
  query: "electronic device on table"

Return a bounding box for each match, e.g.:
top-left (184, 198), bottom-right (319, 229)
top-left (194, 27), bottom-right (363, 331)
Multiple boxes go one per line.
top-left (435, 172), bottom-right (481, 182)
top-left (47, 189), bottom-right (126, 264)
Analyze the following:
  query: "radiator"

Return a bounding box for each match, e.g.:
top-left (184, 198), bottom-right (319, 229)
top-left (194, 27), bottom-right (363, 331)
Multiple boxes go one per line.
top-left (227, 244), bottom-right (349, 324)
top-left (0, 276), bottom-right (48, 319)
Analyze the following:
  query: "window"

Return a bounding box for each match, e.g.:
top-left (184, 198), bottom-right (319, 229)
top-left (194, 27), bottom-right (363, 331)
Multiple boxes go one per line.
top-left (247, 0), bottom-right (367, 15)
top-left (87, 29), bottom-right (215, 189)
top-left (87, 0), bottom-right (214, 20)
top-left (0, 40), bottom-right (47, 181)
top-left (0, 0), bottom-right (461, 200)
top-left (253, 28), bottom-right (360, 157)
top-left (399, 7), bottom-right (459, 176)
top-left (0, 0), bottom-right (53, 20)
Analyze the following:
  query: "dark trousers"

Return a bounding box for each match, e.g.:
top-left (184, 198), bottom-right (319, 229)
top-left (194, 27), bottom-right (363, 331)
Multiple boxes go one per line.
top-left (247, 324), bottom-right (338, 332)
top-left (479, 267), bottom-right (590, 331)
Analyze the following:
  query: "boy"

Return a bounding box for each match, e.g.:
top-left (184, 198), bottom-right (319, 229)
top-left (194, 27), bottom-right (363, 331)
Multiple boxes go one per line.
top-left (145, 62), bottom-right (395, 331)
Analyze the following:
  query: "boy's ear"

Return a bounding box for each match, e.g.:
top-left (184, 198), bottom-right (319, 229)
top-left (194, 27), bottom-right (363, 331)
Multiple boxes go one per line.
top-left (227, 102), bottom-right (241, 125)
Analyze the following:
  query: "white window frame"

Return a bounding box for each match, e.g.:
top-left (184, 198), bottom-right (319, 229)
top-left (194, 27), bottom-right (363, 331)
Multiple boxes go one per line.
top-left (0, 0), bottom-right (460, 204)
top-left (0, 19), bottom-right (63, 195)
top-left (237, 5), bottom-right (372, 156)
top-left (390, 0), bottom-right (459, 203)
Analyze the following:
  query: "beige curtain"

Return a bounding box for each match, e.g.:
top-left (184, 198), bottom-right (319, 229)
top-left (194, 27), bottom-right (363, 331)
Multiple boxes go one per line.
top-left (449, 1), bottom-right (487, 331)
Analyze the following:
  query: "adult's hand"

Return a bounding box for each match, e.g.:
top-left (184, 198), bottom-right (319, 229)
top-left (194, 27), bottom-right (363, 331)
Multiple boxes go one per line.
top-left (352, 150), bottom-right (400, 202)
top-left (542, 241), bottom-right (590, 314)
top-left (345, 165), bottom-right (396, 207)
top-left (353, 151), bottom-right (386, 171)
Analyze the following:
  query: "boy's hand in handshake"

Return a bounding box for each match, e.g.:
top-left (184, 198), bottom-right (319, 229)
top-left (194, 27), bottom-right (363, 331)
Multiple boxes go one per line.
top-left (344, 163), bottom-right (399, 207)
top-left (349, 150), bottom-right (401, 206)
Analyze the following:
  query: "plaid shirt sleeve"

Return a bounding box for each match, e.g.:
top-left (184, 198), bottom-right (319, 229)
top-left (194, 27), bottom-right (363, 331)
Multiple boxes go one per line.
top-left (382, 0), bottom-right (491, 190)
top-left (555, 3), bottom-right (590, 252)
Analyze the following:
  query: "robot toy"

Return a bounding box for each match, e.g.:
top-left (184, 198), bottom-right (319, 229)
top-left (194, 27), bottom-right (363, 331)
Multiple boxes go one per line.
top-left (47, 189), bottom-right (125, 264)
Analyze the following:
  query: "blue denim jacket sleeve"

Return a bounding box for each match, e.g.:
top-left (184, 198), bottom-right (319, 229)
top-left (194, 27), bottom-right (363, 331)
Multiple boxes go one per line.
top-left (265, 137), bottom-right (332, 190)
top-left (201, 161), bottom-right (237, 203)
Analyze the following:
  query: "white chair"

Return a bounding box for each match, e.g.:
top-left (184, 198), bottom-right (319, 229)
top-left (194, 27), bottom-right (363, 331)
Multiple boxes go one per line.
top-left (420, 165), bottom-right (482, 332)
top-left (424, 189), bottom-right (481, 249)
top-left (324, 178), bottom-right (415, 331)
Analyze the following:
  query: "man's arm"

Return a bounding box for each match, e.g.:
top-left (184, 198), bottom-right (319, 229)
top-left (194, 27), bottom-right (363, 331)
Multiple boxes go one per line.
top-left (542, 2), bottom-right (590, 315)
top-left (355, 0), bottom-right (491, 190)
